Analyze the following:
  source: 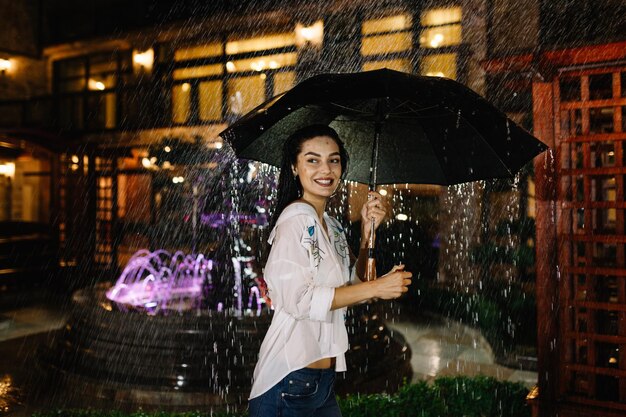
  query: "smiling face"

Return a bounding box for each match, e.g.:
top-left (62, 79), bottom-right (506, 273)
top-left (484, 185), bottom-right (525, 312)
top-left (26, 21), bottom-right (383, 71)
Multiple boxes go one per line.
top-left (293, 136), bottom-right (342, 205)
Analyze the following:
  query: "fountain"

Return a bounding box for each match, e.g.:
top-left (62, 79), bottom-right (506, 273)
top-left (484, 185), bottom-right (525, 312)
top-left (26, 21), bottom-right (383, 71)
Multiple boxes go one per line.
top-left (33, 155), bottom-right (412, 411)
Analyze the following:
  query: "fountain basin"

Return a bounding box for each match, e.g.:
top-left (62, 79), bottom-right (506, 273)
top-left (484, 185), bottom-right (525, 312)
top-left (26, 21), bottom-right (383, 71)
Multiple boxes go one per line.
top-left (35, 283), bottom-right (411, 411)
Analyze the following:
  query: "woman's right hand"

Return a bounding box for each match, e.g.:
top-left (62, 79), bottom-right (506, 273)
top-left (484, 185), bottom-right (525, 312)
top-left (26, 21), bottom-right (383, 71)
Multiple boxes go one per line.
top-left (372, 264), bottom-right (412, 300)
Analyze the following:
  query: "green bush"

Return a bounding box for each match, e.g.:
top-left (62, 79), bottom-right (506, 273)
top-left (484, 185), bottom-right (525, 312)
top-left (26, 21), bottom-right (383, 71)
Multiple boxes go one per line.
top-left (338, 392), bottom-right (399, 417)
top-left (435, 376), bottom-right (530, 417)
top-left (32, 412), bottom-right (245, 417)
top-left (396, 381), bottom-right (446, 417)
top-left (32, 377), bottom-right (530, 417)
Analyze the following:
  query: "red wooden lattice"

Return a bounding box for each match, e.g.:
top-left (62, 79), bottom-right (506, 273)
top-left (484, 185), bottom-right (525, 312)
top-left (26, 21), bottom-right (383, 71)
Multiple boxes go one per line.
top-left (557, 67), bottom-right (626, 409)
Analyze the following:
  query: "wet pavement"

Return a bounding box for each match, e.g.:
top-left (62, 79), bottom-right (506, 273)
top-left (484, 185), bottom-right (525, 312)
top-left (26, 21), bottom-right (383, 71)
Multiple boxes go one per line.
top-left (0, 295), bottom-right (537, 416)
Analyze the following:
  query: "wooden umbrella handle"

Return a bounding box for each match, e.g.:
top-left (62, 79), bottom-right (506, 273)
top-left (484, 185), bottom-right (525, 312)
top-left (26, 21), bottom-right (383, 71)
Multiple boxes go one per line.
top-left (365, 200), bottom-right (377, 281)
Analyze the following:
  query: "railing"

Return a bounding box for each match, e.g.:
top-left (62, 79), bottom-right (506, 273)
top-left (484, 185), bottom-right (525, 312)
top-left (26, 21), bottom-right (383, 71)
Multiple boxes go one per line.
top-left (0, 96), bottom-right (55, 128)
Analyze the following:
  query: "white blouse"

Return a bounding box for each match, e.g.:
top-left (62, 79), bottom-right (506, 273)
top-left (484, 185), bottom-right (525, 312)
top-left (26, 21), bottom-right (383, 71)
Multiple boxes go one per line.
top-left (249, 202), bottom-right (354, 399)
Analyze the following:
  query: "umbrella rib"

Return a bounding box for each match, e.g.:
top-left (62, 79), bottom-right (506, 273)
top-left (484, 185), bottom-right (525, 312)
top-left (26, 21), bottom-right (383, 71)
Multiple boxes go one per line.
top-left (386, 100), bottom-right (435, 116)
top-left (326, 102), bottom-right (374, 115)
top-left (402, 102), bottom-right (451, 117)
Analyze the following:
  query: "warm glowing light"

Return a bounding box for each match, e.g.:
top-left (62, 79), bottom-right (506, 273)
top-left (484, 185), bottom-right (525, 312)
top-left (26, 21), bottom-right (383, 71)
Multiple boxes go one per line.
top-left (141, 157), bottom-right (152, 168)
top-left (172, 176), bottom-right (185, 184)
top-left (426, 71), bottom-right (446, 77)
top-left (164, 146), bottom-right (171, 153)
top-left (214, 141), bottom-right (223, 149)
top-left (88, 79), bottom-right (106, 90)
top-left (182, 82), bottom-right (191, 92)
top-left (260, 73), bottom-right (267, 80)
top-left (0, 162), bottom-right (15, 178)
top-left (226, 61), bottom-right (236, 72)
top-left (295, 21), bottom-right (324, 46)
top-left (379, 189), bottom-right (388, 196)
top-left (133, 48), bottom-right (154, 71)
top-left (430, 33), bottom-right (444, 48)
top-left (250, 60), bottom-right (266, 71)
top-left (71, 155), bottom-right (79, 163)
top-left (0, 375), bottom-right (13, 408)
top-left (269, 60), bottom-right (278, 69)
top-left (0, 58), bottom-right (11, 72)
top-left (609, 357), bottom-right (618, 364)
top-left (396, 213), bottom-right (408, 221)
top-left (162, 161), bottom-right (172, 169)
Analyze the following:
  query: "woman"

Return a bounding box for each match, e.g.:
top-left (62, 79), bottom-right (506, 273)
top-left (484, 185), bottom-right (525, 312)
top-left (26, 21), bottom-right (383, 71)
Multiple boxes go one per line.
top-left (248, 124), bottom-right (412, 417)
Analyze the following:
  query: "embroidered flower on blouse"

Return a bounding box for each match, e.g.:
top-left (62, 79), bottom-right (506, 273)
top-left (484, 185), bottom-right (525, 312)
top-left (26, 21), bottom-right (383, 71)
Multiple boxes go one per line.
top-left (331, 223), bottom-right (349, 263)
top-left (301, 224), bottom-right (324, 269)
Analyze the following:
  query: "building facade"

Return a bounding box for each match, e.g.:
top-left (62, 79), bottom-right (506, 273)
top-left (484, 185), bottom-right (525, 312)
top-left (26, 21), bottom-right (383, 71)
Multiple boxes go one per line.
top-left (1, 0), bottom-right (488, 286)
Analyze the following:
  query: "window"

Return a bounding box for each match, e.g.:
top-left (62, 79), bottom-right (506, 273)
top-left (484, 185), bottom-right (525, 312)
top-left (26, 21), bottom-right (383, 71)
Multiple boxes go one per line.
top-left (171, 32), bottom-right (298, 124)
top-left (172, 42), bottom-right (224, 124)
top-left (419, 7), bottom-right (462, 79)
top-left (54, 51), bottom-right (131, 130)
top-left (361, 14), bottom-right (412, 72)
top-left (226, 33), bottom-right (297, 115)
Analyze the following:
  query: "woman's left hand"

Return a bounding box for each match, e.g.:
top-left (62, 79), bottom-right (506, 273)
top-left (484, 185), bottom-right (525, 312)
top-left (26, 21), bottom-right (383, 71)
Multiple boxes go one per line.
top-left (360, 191), bottom-right (388, 237)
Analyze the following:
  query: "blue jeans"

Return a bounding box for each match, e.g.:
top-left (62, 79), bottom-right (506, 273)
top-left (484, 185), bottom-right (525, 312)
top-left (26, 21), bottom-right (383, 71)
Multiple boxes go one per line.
top-left (248, 368), bottom-right (342, 417)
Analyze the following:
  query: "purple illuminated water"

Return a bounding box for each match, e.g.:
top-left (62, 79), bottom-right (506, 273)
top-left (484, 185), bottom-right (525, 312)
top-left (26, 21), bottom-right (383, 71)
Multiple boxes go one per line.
top-left (106, 249), bottom-right (263, 315)
top-left (106, 249), bottom-right (210, 314)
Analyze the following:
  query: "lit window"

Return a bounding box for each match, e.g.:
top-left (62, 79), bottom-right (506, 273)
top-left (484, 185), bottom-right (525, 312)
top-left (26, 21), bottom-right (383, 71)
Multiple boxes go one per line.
top-left (274, 71), bottom-right (296, 96)
top-left (363, 14), bottom-right (412, 35)
top-left (172, 32), bottom-right (298, 123)
top-left (174, 43), bottom-right (223, 61)
top-left (199, 81), bottom-right (223, 121)
top-left (362, 32), bottom-right (412, 56)
top-left (421, 53), bottom-right (457, 79)
top-left (173, 64), bottom-right (223, 80)
top-left (363, 59), bottom-right (411, 73)
top-left (419, 7), bottom-right (462, 80)
top-left (227, 75), bottom-right (266, 115)
top-left (172, 83), bottom-right (191, 123)
top-left (361, 14), bottom-right (413, 72)
top-left (420, 7), bottom-right (462, 29)
top-left (226, 33), bottom-right (297, 115)
top-left (226, 53), bottom-right (297, 73)
top-left (420, 25), bottom-right (461, 48)
top-left (226, 33), bottom-right (296, 55)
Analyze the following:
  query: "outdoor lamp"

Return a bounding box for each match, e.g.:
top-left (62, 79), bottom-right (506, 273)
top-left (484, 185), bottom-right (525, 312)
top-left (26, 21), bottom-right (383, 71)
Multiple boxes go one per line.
top-left (0, 162), bottom-right (15, 178)
top-left (295, 21), bottom-right (323, 46)
top-left (133, 48), bottom-right (154, 73)
top-left (0, 58), bottom-right (11, 75)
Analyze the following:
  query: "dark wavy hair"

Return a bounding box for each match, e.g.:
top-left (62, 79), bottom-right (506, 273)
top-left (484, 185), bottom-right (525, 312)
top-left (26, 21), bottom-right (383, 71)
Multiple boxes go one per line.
top-left (269, 124), bottom-right (349, 231)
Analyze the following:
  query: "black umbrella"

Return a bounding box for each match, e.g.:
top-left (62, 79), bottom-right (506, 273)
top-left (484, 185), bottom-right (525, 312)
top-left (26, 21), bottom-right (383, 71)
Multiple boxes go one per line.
top-left (220, 69), bottom-right (548, 279)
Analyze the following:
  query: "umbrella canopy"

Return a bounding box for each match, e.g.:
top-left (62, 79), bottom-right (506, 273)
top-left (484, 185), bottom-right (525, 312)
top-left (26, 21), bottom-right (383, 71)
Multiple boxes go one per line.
top-left (220, 69), bottom-right (547, 186)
